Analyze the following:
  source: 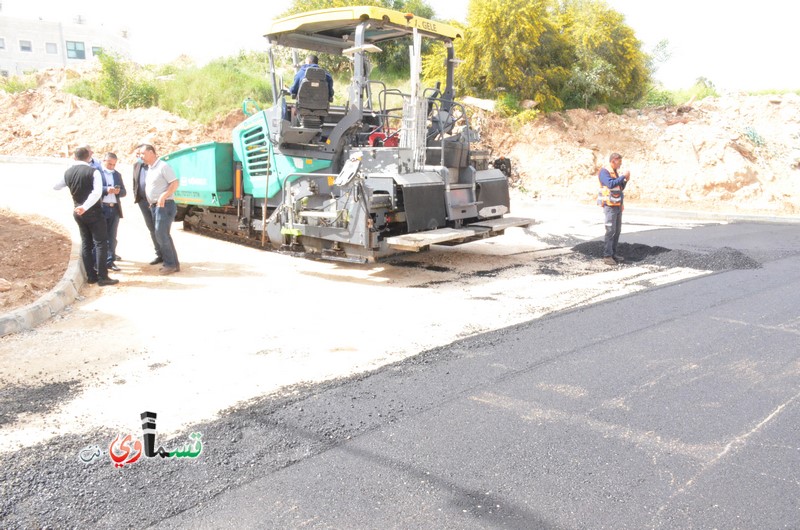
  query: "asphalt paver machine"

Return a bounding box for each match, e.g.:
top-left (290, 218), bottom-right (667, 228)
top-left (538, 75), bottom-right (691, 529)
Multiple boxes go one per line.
top-left (167, 6), bottom-right (530, 262)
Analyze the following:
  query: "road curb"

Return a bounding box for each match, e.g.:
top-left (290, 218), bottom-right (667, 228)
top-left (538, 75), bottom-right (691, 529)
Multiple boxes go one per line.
top-left (0, 237), bottom-right (85, 337)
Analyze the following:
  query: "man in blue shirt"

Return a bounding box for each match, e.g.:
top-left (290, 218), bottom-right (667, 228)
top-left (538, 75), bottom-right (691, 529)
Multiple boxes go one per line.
top-left (289, 54), bottom-right (334, 102)
top-left (99, 153), bottom-right (126, 271)
top-left (597, 152), bottom-right (631, 265)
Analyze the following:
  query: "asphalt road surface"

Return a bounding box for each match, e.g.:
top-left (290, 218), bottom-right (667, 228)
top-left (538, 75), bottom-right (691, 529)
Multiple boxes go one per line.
top-left (2, 215), bottom-right (798, 527)
top-left (158, 223), bottom-right (800, 529)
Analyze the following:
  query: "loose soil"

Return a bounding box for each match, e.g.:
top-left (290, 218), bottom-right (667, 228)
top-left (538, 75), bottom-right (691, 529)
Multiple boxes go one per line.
top-left (0, 209), bottom-right (71, 311)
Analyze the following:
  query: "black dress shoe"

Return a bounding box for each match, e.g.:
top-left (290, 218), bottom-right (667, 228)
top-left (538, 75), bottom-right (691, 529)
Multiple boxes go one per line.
top-left (108, 264), bottom-right (121, 271)
top-left (97, 278), bottom-right (119, 286)
top-left (87, 278), bottom-right (99, 284)
top-left (149, 257), bottom-right (164, 265)
top-left (114, 254), bottom-right (122, 261)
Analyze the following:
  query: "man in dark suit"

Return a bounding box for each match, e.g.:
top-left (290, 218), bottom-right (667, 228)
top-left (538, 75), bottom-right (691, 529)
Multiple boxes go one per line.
top-left (99, 153), bottom-right (126, 271)
top-left (54, 147), bottom-right (119, 286)
top-left (133, 144), bottom-right (163, 265)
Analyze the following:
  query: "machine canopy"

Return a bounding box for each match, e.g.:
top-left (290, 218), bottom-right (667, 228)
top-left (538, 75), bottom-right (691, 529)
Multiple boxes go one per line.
top-left (265, 5), bottom-right (462, 55)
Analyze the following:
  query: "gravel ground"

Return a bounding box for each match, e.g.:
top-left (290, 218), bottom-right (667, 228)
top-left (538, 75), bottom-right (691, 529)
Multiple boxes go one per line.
top-left (572, 240), bottom-right (762, 270)
top-left (0, 380), bottom-right (80, 427)
top-left (0, 360), bottom-right (459, 527)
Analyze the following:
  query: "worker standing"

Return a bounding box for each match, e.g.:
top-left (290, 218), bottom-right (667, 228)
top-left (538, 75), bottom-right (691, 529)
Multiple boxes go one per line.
top-left (597, 152), bottom-right (630, 265)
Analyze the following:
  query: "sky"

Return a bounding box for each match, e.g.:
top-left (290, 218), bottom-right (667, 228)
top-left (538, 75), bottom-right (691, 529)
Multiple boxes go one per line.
top-left (4, 0), bottom-right (799, 92)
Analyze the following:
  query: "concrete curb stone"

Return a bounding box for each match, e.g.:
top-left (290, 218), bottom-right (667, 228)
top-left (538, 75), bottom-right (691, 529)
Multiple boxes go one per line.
top-left (0, 236), bottom-right (85, 337)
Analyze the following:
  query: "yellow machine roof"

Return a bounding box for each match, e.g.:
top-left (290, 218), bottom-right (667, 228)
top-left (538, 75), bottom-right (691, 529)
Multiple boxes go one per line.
top-left (265, 5), bottom-right (462, 55)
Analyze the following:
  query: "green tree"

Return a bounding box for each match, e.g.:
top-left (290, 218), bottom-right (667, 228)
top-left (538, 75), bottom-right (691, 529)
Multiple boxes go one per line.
top-left (377, 0), bottom-right (437, 75)
top-left (281, 0), bottom-right (382, 13)
top-left (640, 39), bottom-right (673, 108)
top-left (650, 39), bottom-right (672, 69)
top-left (686, 77), bottom-right (718, 100)
top-left (559, 0), bottom-right (650, 109)
top-left (452, 0), bottom-right (650, 111)
top-left (94, 52), bottom-right (159, 108)
top-left (0, 73), bottom-right (37, 94)
top-left (456, 0), bottom-right (571, 111)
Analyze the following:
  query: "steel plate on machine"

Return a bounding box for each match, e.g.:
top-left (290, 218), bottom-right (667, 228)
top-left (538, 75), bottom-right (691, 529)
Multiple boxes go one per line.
top-left (385, 217), bottom-right (533, 252)
top-left (467, 217), bottom-right (534, 232)
top-left (386, 227), bottom-right (485, 251)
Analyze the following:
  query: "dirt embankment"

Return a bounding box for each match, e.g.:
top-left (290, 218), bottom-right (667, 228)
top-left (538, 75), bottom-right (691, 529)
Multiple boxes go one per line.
top-left (0, 69), bottom-right (242, 161)
top-left (480, 95), bottom-right (800, 215)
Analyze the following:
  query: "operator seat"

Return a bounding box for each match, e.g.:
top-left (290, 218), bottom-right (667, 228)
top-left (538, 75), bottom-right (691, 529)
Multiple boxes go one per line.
top-left (295, 67), bottom-right (330, 129)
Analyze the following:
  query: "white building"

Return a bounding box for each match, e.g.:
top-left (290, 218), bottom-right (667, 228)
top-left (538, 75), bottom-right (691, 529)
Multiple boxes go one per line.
top-left (0, 14), bottom-right (131, 77)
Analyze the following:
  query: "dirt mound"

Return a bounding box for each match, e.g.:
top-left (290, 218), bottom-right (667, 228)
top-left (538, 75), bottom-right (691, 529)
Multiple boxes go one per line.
top-left (479, 95), bottom-right (800, 216)
top-left (0, 69), bottom-right (239, 160)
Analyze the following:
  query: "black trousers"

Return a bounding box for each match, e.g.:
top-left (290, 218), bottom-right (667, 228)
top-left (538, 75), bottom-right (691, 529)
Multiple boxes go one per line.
top-left (74, 207), bottom-right (109, 281)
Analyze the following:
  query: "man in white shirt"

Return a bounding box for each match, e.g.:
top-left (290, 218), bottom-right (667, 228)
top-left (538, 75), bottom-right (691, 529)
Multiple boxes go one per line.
top-left (140, 143), bottom-right (180, 274)
top-left (133, 146), bottom-right (163, 265)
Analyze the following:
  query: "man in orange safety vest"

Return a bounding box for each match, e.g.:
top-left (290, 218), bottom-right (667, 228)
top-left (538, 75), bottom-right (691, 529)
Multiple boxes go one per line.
top-left (597, 152), bottom-right (631, 266)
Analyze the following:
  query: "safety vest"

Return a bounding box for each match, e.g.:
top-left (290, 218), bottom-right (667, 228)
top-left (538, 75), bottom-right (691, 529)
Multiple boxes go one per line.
top-left (597, 168), bottom-right (623, 207)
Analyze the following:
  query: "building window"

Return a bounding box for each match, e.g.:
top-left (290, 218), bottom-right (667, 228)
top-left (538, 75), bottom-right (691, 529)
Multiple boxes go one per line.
top-left (19, 40), bottom-right (32, 52)
top-left (66, 40), bottom-right (86, 59)
top-left (1, 71), bottom-right (8, 78)
top-left (92, 46), bottom-right (103, 56)
top-left (0, 38), bottom-right (5, 50)
top-left (46, 42), bottom-right (58, 54)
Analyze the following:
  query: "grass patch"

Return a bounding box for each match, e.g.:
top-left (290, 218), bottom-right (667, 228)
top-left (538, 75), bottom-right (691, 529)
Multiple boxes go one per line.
top-left (158, 59), bottom-right (273, 123)
top-left (747, 89), bottom-right (800, 96)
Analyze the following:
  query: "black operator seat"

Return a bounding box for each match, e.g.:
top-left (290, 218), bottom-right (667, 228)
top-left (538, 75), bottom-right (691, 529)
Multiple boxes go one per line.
top-left (296, 67), bottom-right (330, 129)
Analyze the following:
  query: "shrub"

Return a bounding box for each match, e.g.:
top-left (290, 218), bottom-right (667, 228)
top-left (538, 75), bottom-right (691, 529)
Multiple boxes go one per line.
top-left (66, 52), bottom-right (159, 108)
top-left (641, 86), bottom-right (675, 107)
top-left (494, 93), bottom-right (539, 127)
top-left (0, 74), bottom-right (37, 94)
